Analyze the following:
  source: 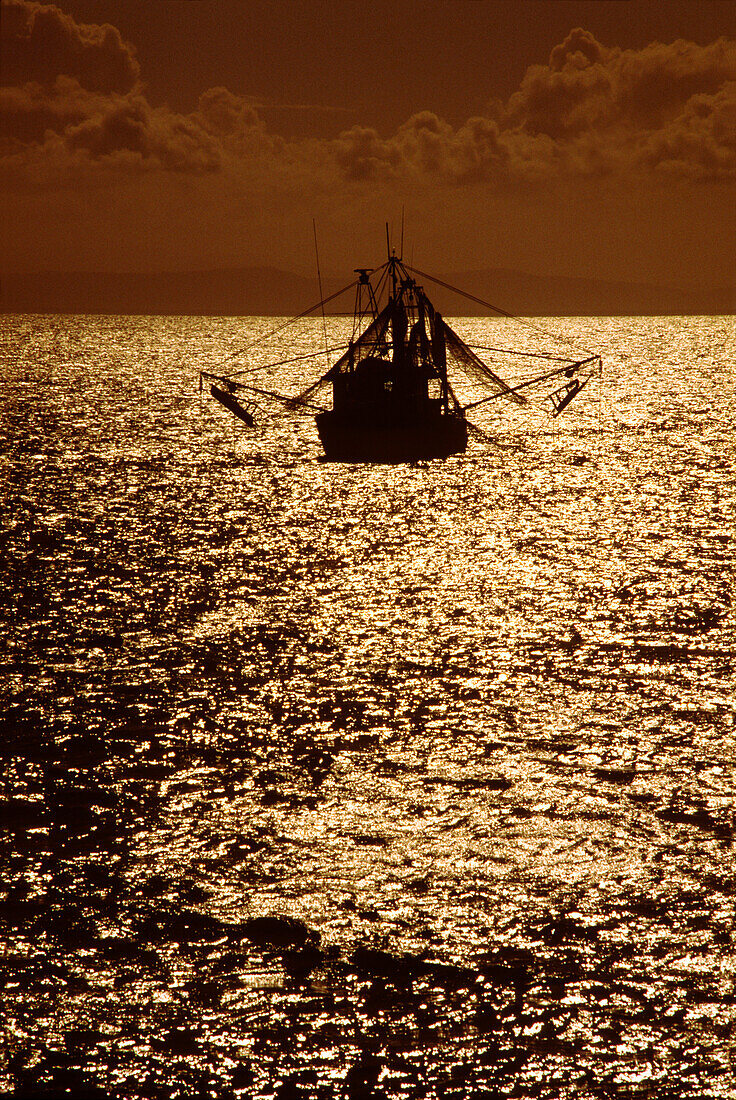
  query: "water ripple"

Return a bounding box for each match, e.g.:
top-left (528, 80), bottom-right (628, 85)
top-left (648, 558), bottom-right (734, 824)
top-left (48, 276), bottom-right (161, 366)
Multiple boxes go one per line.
top-left (1, 312), bottom-right (734, 1098)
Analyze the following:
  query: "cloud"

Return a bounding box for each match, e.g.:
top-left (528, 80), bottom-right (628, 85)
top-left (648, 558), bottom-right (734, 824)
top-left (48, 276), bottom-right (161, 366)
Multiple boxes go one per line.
top-left (333, 29), bottom-right (736, 184)
top-left (196, 86), bottom-right (278, 158)
top-left (0, 4), bottom-right (271, 179)
top-left (64, 94), bottom-right (225, 174)
top-left (1, 7), bottom-right (735, 190)
top-left (334, 112), bottom-right (526, 185)
top-left (640, 80), bottom-right (736, 180)
top-left (506, 27), bottom-right (736, 136)
top-left (0, 76), bottom-right (101, 147)
top-left (333, 111), bottom-right (556, 185)
top-left (501, 28), bottom-right (736, 178)
top-left (0, 77), bottom-right (228, 177)
top-left (197, 87), bottom-right (262, 138)
top-left (333, 125), bottom-right (401, 180)
top-left (2, 0), bottom-right (139, 94)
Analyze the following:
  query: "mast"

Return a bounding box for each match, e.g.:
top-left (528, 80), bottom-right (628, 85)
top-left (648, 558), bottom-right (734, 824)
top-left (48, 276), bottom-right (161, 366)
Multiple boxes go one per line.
top-left (430, 306), bottom-right (449, 413)
top-left (386, 221), bottom-right (398, 302)
top-left (354, 268), bottom-right (379, 323)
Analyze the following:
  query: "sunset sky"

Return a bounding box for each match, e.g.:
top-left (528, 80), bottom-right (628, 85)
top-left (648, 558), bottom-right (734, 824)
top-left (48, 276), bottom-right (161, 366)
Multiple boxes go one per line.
top-left (2, 0), bottom-right (735, 296)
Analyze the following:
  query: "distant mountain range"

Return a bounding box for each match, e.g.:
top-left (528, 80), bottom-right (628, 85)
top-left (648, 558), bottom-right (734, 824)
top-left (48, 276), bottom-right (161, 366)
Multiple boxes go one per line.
top-left (2, 265), bottom-right (733, 317)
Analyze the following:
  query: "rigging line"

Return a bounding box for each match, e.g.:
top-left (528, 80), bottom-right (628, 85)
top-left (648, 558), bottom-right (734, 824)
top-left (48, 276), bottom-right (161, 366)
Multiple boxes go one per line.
top-left (313, 219), bottom-right (330, 367)
top-left (369, 264), bottom-right (391, 316)
top-left (203, 373), bottom-right (325, 411)
top-left (372, 262), bottom-right (391, 305)
top-left (462, 360), bottom-right (599, 411)
top-left (405, 264), bottom-right (596, 357)
top-left (214, 344), bottom-right (349, 374)
top-left (408, 260), bottom-right (539, 324)
top-left (367, 259), bottom-right (390, 301)
top-left (468, 345), bottom-right (576, 363)
top-left (221, 277), bottom-right (359, 376)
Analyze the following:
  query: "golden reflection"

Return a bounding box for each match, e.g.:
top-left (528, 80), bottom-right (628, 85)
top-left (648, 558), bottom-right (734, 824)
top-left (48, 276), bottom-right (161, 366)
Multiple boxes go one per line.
top-left (1, 314), bottom-right (734, 1098)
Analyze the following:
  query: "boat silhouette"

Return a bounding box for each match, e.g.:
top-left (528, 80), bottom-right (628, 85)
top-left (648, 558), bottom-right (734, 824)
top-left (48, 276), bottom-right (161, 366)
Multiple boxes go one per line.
top-left (200, 240), bottom-right (600, 463)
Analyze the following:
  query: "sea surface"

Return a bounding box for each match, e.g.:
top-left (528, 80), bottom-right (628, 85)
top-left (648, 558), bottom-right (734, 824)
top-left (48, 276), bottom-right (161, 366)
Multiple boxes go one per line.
top-left (1, 312), bottom-right (734, 1100)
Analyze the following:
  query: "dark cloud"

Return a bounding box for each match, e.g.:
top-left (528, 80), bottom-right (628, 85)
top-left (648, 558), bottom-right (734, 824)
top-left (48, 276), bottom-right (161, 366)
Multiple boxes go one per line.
top-left (2, 9), bottom-right (734, 188)
top-left (0, 4), bottom-right (270, 177)
top-left (333, 125), bottom-right (402, 180)
top-left (506, 28), bottom-right (736, 134)
top-left (641, 80), bottom-right (736, 180)
top-left (501, 28), bottom-right (736, 177)
top-left (197, 87), bottom-right (262, 138)
top-left (334, 112), bottom-right (513, 185)
top-left (333, 30), bottom-right (736, 183)
top-left (195, 86), bottom-right (276, 158)
top-left (2, 0), bottom-right (140, 94)
top-left (0, 76), bottom-right (98, 147)
top-left (549, 26), bottom-right (608, 73)
top-left (0, 78), bottom-right (227, 176)
top-left (64, 95), bottom-right (224, 174)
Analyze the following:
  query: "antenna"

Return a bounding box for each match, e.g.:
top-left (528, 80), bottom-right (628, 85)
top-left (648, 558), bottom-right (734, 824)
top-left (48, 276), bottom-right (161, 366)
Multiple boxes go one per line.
top-left (400, 206), bottom-right (404, 259)
top-left (386, 221), bottom-right (391, 260)
top-left (313, 219), bottom-right (330, 366)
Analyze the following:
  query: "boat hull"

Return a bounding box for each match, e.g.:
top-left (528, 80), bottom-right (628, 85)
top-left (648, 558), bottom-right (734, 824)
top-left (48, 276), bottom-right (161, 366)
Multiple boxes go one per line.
top-left (315, 411), bottom-right (468, 463)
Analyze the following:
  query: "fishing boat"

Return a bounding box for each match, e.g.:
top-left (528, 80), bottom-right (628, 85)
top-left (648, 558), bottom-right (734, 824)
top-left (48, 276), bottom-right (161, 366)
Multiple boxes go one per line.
top-left (200, 241), bottom-right (600, 463)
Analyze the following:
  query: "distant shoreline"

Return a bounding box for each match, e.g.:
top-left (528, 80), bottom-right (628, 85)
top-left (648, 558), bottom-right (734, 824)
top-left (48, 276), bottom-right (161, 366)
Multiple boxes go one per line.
top-left (2, 266), bottom-right (733, 318)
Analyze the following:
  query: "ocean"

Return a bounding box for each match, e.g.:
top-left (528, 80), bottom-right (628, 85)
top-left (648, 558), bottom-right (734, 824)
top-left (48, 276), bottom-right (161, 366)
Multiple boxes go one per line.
top-left (1, 312), bottom-right (734, 1099)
